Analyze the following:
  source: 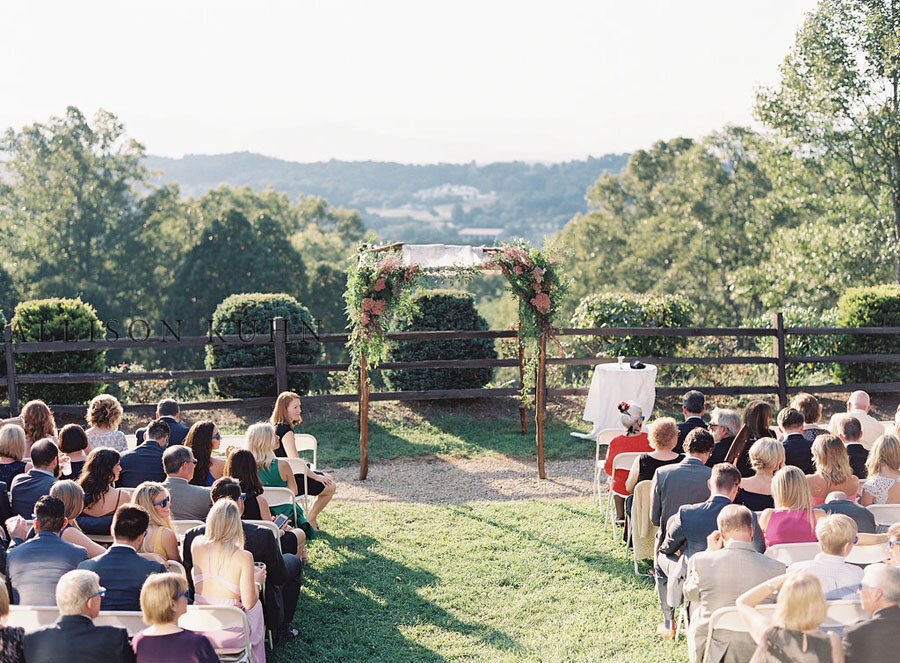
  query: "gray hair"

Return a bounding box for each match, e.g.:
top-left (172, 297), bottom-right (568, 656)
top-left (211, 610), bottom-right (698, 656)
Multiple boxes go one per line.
top-left (163, 445), bottom-right (193, 475)
top-left (56, 569), bottom-right (101, 615)
top-left (710, 408), bottom-right (741, 437)
top-left (863, 563), bottom-right (900, 603)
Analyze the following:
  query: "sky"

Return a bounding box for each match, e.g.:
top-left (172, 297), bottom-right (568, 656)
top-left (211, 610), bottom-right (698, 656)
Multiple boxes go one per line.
top-left (2, 0), bottom-right (819, 164)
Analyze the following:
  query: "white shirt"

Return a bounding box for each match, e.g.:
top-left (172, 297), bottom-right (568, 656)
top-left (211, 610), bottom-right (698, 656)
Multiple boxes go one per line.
top-left (788, 552), bottom-right (862, 599)
top-left (829, 409), bottom-right (885, 451)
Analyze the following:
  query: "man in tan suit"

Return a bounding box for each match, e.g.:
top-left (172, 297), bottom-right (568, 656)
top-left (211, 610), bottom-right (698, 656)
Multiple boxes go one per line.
top-left (828, 390), bottom-right (884, 450)
top-left (683, 505), bottom-right (784, 663)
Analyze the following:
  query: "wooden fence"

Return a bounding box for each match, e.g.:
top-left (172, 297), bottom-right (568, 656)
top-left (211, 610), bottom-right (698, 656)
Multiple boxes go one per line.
top-left (2, 313), bottom-right (899, 419)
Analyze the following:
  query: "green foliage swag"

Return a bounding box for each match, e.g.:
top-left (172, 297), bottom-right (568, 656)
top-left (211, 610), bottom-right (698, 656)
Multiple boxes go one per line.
top-left (205, 293), bottom-right (321, 398)
top-left (833, 286), bottom-right (900, 384)
top-left (11, 298), bottom-right (105, 404)
top-left (385, 291), bottom-right (497, 391)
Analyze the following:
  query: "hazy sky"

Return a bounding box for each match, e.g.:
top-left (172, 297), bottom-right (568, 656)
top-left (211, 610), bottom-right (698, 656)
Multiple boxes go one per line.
top-left (2, 0), bottom-right (818, 164)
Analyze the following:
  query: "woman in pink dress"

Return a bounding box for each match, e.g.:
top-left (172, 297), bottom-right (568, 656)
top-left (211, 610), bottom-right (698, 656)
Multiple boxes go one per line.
top-left (603, 401), bottom-right (650, 521)
top-left (759, 466), bottom-right (821, 547)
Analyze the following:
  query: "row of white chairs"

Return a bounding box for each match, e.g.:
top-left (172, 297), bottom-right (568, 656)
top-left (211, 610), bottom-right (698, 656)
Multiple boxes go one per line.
top-left (8, 604), bottom-right (252, 663)
top-left (765, 541), bottom-right (889, 566)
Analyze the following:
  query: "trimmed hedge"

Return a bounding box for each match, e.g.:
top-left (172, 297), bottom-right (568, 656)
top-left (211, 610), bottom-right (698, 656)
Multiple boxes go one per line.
top-left (384, 290), bottom-right (497, 391)
top-left (833, 285), bottom-right (900, 384)
top-left (11, 298), bottom-right (105, 404)
top-left (205, 293), bottom-right (322, 398)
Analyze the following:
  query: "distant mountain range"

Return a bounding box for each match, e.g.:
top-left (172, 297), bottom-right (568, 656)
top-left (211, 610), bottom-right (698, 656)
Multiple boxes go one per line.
top-left (145, 152), bottom-right (629, 244)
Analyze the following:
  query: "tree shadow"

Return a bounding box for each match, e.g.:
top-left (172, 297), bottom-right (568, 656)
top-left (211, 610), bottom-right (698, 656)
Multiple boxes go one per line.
top-left (277, 532), bottom-right (524, 663)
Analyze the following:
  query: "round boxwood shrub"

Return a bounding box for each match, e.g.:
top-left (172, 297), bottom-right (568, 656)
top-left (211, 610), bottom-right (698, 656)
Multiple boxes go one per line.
top-left (384, 290), bottom-right (497, 391)
top-left (833, 285), bottom-right (900, 384)
top-left (205, 293), bottom-right (322, 398)
top-left (11, 298), bottom-right (106, 404)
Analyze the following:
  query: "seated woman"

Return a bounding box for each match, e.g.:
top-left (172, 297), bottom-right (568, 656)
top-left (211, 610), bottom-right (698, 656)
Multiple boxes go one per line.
top-left (602, 401), bottom-right (650, 520)
top-left (861, 434), bottom-right (900, 506)
top-left (132, 572), bottom-right (217, 663)
top-left (735, 438), bottom-right (784, 511)
top-left (190, 500), bottom-right (266, 663)
top-left (78, 448), bottom-right (130, 517)
top-left (84, 394), bottom-right (128, 453)
top-left (0, 583), bottom-right (24, 663)
top-left (790, 392), bottom-right (829, 443)
top-left (58, 424), bottom-right (90, 481)
top-left (270, 391), bottom-right (336, 530)
top-left (247, 422), bottom-right (315, 539)
top-left (805, 434), bottom-right (859, 506)
top-left (759, 466), bottom-right (821, 546)
top-left (737, 572), bottom-right (842, 662)
top-left (21, 399), bottom-right (56, 456)
top-left (224, 449), bottom-right (306, 562)
top-left (624, 418), bottom-right (683, 494)
top-left (0, 424), bottom-right (27, 487)
top-left (184, 422), bottom-right (225, 488)
top-left (131, 482), bottom-right (181, 562)
top-left (49, 480), bottom-right (107, 557)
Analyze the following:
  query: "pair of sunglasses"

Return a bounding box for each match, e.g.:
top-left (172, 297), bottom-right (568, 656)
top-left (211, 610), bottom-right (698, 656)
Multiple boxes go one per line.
top-left (153, 497), bottom-right (170, 508)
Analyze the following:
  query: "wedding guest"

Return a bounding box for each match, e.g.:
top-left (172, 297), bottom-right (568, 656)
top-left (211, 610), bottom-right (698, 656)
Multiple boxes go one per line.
top-left (0, 425), bottom-right (27, 487)
top-left (58, 424), bottom-right (90, 482)
top-left (625, 418), bottom-right (683, 494)
top-left (183, 422), bottom-right (225, 488)
top-left (779, 407), bottom-right (815, 475)
top-left (806, 435), bottom-right (859, 506)
top-left (118, 420), bottom-right (169, 488)
top-left (738, 401), bottom-right (777, 477)
top-left (603, 401), bottom-right (650, 520)
top-left (136, 399), bottom-right (189, 448)
top-left (79, 448), bottom-right (130, 517)
top-left (861, 434), bottom-right (900, 506)
top-left (131, 482), bottom-right (180, 562)
top-left (49, 481), bottom-right (106, 557)
top-left (247, 423), bottom-right (314, 534)
top-left (676, 390), bottom-right (706, 454)
top-left (790, 393), bottom-right (828, 442)
top-left (734, 438), bottom-right (783, 512)
top-left (759, 467), bottom-right (820, 546)
top-left (20, 400), bottom-right (56, 456)
top-left (0, 584), bottom-right (24, 662)
top-left (835, 415), bottom-right (869, 480)
top-left (828, 390), bottom-right (884, 450)
top-left (787, 514), bottom-right (863, 599)
top-left (161, 446), bottom-right (211, 521)
top-left (10, 439), bottom-right (60, 518)
top-left (818, 491), bottom-right (876, 534)
top-left (843, 563), bottom-right (900, 662)
top-left (84, 395), bottom-right (128, 453)
top-left (707, 408), bottom-right (740, 467)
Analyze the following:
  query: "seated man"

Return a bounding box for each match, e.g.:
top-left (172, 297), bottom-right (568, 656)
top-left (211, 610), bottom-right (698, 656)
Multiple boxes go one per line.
top-left (182, 477), bottom-right (303, 645)
top-left (684, 505), bottom-right (785, 663)
top-left (24, 569), bottom-right (134, 663)
top-left (778, 407), bottom-right (815, 475)
top-left (118, 419), bottom-right (169, 487)
top-left (817, 491), bottom-right (876, 534)
top-left (10, 439), bottom-right (59, 518)
top-left (835, 415), bottom-right (869, 480)
top-left (676, 390), bottom-right (707, 454)
top-left (844, 563), bottom-right (900, 662)
top-left (78, 505), bottom-right (165, 611)
top-left (6, 495), bottom-right (89, 604)
top-left (136, 398), bottom-right (189, 447)
top-left (828, 390), bottom-right (885, 450)
top-left (787, 513), bottom-right (862, 599)
top-left (707, 408), bottom-right (740, 467)
top-left (161, 445), bottom-right (211, 520)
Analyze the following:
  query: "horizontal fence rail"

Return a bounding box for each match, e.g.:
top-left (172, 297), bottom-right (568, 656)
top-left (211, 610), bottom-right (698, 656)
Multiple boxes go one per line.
top-left (1, 314), bottom-right (899, 417)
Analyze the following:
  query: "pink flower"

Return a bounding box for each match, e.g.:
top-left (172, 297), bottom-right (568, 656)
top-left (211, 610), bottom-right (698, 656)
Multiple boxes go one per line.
top-left (372, 299), bottom-right (386, 314)
top-left (512, 265), bottom-right (523, 275)
top-left (532, 267), bottom-right (544, 283)
top-left (374, 279), bottom-right (386, 292)
top-left (533, 282), bottom-right (542, 293)
top-left (404, 265), bottom-right (419, 281)
top-left (359, 312), bottom-right (371, 325)
top-left (362, 298), bottom-right (376, 312)
top-left (530, 292), bottom-right (551, 314)
top-left (502, 245), bottom-right (531, 266)
top-left (376, 254), bottom-right (402, 273)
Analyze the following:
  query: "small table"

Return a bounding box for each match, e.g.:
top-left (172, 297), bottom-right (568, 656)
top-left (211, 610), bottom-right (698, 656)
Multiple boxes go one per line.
top-left (572, 362), bottom-right (658, 439)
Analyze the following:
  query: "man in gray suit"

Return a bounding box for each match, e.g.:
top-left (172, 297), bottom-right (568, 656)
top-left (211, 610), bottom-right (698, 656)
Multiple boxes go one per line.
top-left (683, 505), bottom-right (784, 663)
top-left (161, 445), bottom-right (211, 521)
top-left (650, 427), bottom-right (713, 638)
top-left (10, 439), bottom-right (60, 518)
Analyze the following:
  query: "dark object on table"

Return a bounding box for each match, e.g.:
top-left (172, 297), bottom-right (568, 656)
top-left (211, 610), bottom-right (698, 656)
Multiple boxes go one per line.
top-left (629, 360), bottom-right (646, 369)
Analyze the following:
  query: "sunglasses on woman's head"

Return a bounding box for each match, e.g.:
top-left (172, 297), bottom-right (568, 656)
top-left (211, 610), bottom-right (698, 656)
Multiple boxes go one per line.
top-left (153, 497), bottom-right (170, 508)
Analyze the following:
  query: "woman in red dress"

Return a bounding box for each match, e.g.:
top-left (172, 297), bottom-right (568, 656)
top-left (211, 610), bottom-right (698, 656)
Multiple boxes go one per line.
top-left (604, 401), bottom-right (651, 520)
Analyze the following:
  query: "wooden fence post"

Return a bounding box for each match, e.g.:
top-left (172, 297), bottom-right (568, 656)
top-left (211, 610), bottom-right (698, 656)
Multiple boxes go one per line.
top-left (772, 312), bottom-right (787, 408)
top-left (359, 352), bottom-right (369, 480)
top-left (535, 333), bottom-right (547, 479)
top-left (517, 339), bottom-right (528, 435)
top-left (273, 317), bottom-right (288, 395)
top-left (4, 325), bottom-right (17, 417)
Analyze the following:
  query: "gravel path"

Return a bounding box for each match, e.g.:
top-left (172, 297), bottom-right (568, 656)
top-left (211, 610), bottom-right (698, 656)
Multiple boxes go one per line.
top-left (328, 456), bottom-right (593, 504)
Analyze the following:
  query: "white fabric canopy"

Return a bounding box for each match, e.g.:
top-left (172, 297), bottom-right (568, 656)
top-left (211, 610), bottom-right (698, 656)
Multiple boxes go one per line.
top-left (400, 244), bottom-right (488, 269)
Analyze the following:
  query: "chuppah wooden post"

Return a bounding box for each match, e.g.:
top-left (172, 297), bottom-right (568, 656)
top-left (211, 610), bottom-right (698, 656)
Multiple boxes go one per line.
top-left (517, 339), bottom-right (528, 435)
top-left (358, 351), bottom-right (370, 480)
top-left (535, 332), bottom-right (547, 479)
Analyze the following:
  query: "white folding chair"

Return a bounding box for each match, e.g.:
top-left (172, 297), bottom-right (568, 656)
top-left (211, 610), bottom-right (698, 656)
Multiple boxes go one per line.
top-left (167, 559), bottom-right (188, 579)
top-left (592, 428), bottom-right (622, 504)
top-left (173, 519), bottom-right (205, 541)
top-left (180, 605), bottom-right (252, 663)
top-left (95, 611), bottom-right (147, 636)
top-left (603, 452), bottom-right (643, 539)
top-left (821, 599), bottom-right (868, 629)
top-left (764, 542), bottom-right (820, 565)
top-left (283, 457), bottom-right (312, 513)
top-left (244, 519), bottom-right (281, 541)
top-left (846, 542), bottom-right (889, 565)
top-left (867, 504), bottom-right (900, 527)
top-left (7, 606), bottom-right (59, 631)
top-left (262, 486), bottom-right (297, 525)
top-left (86, 533), bottom-right (114, 546)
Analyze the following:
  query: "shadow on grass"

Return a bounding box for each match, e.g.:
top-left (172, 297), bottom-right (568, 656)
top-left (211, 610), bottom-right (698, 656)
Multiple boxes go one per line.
top-left (279, 532), bottom-right (524, 663)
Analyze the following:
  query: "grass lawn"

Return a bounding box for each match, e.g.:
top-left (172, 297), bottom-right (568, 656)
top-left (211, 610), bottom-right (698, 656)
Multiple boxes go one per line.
top-left (274, 498), bottom-right (688, 663)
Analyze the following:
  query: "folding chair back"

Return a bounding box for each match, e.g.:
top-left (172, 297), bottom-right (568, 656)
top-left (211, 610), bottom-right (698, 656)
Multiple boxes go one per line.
top-left (593, 428), bottom-right (623, 503)
top-left (244, 519), bottom-right (281, 540)
top-left (867, 504), bottom-right (900, 527)
top-left (845, 543), bottom-right (888, 565)
top-left (764, 542), bottom-right (820, 565)
top-left (7, 606), bottom-right (59, 631)
top-left (173, 519), bottom-right (205, 540)
top-left (262, 486), bottom-right (297, 523)
top-left (282, 458), bottom-right (311, 512)
top-left (95, 611), bottom-right (147, 636)
top-left (293, 433), bottom-right (318, 469)
top-left (179, 605), bottom-right (252, 663)
top-left (610, 452), bottom-right (643, 497)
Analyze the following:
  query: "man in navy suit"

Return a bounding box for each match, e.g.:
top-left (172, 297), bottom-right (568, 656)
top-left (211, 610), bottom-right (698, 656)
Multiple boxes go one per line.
top-left (676, 390), bottom-right (707, 454)
top-left (24, 568), bottom-right (134, 663)
top-left (10, 438), bottom-right (59, 518)
top-left (78, 504), bottom-right (165, 611)
top-left (836, 415), bottom-right (869, 480)
top-left (6, 495), bottom-right (89, 605)
top-left (779, 407), bottom-right (815, 474)
top-left (136, 399), bottom-right (189, 447)
top-left (118, 419), bottom-right (169, 487)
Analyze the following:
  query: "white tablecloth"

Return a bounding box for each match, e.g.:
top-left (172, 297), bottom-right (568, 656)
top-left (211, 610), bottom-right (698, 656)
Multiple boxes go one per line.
top-left (577, 363), bottom-right (657, 438)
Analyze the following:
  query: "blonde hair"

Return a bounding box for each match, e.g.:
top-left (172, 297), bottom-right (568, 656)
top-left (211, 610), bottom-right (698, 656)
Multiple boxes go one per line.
top-left (139, 572), bottom-right (187, 625)
top-left (50, 480), bottom-right (85, 525)
top-left (131, 482), bottom-right (173, 530)
top-left (866, 435), bottom-right (900, 478)
top-left (774, 572), bottom-right (827, 631)
top-left (748, 438), bottom-right (785, 473)
top-left (0, 424), bottom-right (26, 461)
top-left (772, 466), bottom-right (814, 527)
top-left (648, 418), bottom-right (678, 451)
top-left (888, 522), bottom-right (900, 541)
top-left (86, 394), bottom-right (123, 429)
top-left (0, 582), bottom-right (10, 618)
top-left (204, 499), bottom-right (245, 549)
top-left (246, 422), bottom-right (278, 471)
top-left (270, 391), bottom-right (301, 426)
top-left (21, 400), bottom-right (56, 444)
top-left (816, 513), bottom-right (857, 556)
top-left (812, 434), bottom-right (853, 485)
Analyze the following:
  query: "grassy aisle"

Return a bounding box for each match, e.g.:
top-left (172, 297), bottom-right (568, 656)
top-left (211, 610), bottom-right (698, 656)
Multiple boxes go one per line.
top-left (274, 499), bottom-right (688, 663)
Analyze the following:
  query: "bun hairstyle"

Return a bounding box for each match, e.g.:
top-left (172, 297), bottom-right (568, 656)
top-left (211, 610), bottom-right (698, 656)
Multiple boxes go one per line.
top-left (618, 401), bottom-right (644, 435)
